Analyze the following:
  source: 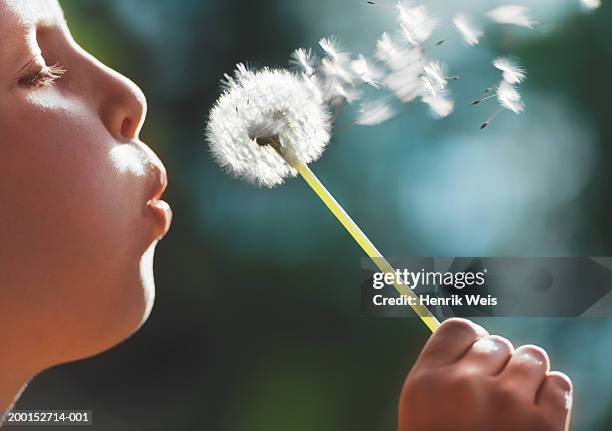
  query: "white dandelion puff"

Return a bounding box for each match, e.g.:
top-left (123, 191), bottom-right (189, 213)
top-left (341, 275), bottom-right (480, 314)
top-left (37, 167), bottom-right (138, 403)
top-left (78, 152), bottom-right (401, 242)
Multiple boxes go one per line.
top-left (420, 62), bottom-right (454, 118)
top-left (452, 13), bottom-right (482, 46)
top-left (316, 36), bottom-right (358, 105)
top-left (321, 57), bottom-right (354, 84)
top-left (422, 61), bottom-right (447, 91)
top-left (351, 55), bottom-right (384, 88)
top-left (384, 64), bottom-right (424, 103)
top-left (493, 57), bottom-right (526, 84)
top-left (480, 80), bottom-right (523, 128)
top-left (331, 82), bottom-right (361, 104)
top-left (581, 0), bottom-right (601, 9)
top-left (497, 80), bottom-right (524, 114)
top-left (396, 2), bottom-right (438, 46)
top-left (206, 64), bottom-right (333, 187)
top-left (355, 100), bottom-right (397, 125)
top-left (422, 93), bottom-right (454, 118)
top-left (318, 59), bottom-right (359, 106)
top-left (376, 33), bottom-right (424, 102)
top-left (319, 37), bottom-right (351, 64)
top-left (487, 5), bottom-right (536, 29)
top-left (376, 32), bottom-right (422, 71)
top-left (289, 48), bottom-right (318, 77)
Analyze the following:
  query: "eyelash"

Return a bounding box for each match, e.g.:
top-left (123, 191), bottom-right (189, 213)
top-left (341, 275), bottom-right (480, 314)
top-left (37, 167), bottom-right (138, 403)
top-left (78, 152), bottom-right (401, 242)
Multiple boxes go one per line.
top-left (18, 63), bottom-right (66, 89)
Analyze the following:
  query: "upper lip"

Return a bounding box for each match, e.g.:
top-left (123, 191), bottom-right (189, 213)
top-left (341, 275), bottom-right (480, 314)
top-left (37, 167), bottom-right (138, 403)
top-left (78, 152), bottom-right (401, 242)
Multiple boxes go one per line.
top-left (148, 164), bottom-right (168, 202)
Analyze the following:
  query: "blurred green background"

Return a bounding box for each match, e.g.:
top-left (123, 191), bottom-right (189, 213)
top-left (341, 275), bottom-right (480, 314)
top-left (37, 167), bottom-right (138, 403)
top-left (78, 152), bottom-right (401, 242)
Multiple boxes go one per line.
top-left (9, 0), bottom-right (612, 430)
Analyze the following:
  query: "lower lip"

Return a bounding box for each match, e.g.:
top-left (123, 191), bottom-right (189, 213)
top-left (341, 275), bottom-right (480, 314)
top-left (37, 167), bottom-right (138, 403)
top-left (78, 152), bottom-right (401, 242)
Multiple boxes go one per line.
top-left (147, 199), bottom-right (173, 239)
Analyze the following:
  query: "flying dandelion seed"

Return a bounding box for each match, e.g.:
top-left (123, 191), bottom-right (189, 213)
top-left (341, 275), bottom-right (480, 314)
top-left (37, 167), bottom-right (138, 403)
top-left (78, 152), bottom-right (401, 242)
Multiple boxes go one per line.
top-left (351, 54), bottom-right (384, 88)
top-left (396, 2), bottom-right (438, 45)
top-left (331, 82), bottom-right (362, 104)
top-left (453, 13), bottom-right (482, 46)
top-left (206, 64), bottom-right (333, 187)
top-left (422, 92), bottom-right (454, 118)
top-left (384, 68), bottom-right (424, 103)
top-left (422, 61), bottom-right (448, 90)
top-left (375, 32), bottom-right (424, 103)
top-left (376, 32), bottom-right (423, 71)
top-left (289, 48), bottom-right (319, 77)
top-left (355, 99), bottom-right (397, 125)
top-left (320, 57), bottom-right (354, 85)
top-left (319, 37), bottom-right (351, 64)
top-left (493, 57), bottom-right (526, 84)
top-left (480, 80), bottom-right (524, 129)
top-left (487, 5), bottom-right (536, 28)
top-left (315, 36), bottom-right (362, 107)
top-left (496, 80), bottom-right (524, 114)
top-left (421, 60), bottom-right (455, 117)
top-left (581, 0), bottom-right (602, 9)
top-left (420, 62), bottom-right (453, 117)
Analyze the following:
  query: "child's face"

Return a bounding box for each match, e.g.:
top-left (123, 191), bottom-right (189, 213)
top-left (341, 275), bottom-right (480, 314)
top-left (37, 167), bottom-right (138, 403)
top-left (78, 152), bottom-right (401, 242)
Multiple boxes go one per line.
top-left (0, 0), bottom-right (172, 366)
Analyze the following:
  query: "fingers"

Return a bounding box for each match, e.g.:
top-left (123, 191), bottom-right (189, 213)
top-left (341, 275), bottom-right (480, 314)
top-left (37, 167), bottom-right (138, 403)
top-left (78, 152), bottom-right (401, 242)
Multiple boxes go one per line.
top-left (417, 318), bottom-right (488, 367)
top-left (538, 371), bottom-right (573, 409)
top-left (498, 345), bottom-right (550, 398)
top-left (459, 335), bottom-right (514, 375)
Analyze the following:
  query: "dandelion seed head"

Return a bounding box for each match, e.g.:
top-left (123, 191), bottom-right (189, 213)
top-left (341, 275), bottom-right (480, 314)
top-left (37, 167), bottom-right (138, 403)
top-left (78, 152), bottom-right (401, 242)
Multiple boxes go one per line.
top-left (356, 100), bottom-right (397, 125)
top-left (207, 64), bottom-right (333, 187)
top-left (453, 13), bottom-right (482, 46)
top-left (496, 80), bottom-right (524, 114)
top-left (396, 2), bottom-right (438, 45)
top-left (487, 5), bottom-right (536, 28)
top-left (493, 57), bottom-right (526, 84)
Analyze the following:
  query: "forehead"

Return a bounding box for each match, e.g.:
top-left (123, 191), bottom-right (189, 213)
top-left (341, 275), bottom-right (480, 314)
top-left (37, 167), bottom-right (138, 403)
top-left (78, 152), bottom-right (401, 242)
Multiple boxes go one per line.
top-left (0, 0), bottom-right (64, 59)
top-left (0, 0), bottom-right (63, 32)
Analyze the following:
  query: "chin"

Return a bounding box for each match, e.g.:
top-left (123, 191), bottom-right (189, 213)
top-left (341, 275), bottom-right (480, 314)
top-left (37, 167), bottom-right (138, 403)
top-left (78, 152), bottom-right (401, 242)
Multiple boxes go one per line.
top-left (54, 241), bottom-right (160, 365)
top-left (112, 240), bottom-right (159, 342)
top-left (136, 241), bottom-right (158, 330)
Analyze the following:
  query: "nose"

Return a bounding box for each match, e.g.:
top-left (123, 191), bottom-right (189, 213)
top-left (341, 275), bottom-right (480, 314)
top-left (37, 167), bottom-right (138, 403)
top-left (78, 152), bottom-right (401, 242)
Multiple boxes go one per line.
top-left (95, 63), bottom-right (148, 142)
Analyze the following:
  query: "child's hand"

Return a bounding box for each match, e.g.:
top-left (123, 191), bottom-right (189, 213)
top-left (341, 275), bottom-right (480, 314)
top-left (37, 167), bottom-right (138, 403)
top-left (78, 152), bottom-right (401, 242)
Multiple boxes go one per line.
top-left (398, 319), bottom-right (572, 431)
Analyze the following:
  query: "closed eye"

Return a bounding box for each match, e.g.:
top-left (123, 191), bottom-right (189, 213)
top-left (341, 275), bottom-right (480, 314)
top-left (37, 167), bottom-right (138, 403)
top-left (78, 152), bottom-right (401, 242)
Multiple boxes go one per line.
top-left (18, 63), bottom-right (66, 89)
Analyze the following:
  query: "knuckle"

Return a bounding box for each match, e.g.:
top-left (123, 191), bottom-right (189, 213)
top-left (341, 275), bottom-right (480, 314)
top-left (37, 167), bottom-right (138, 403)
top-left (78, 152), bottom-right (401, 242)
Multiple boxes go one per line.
top-left (492, 380), bottom-right (523, 406)
top-left (450, 368), bottom-right (485, 394)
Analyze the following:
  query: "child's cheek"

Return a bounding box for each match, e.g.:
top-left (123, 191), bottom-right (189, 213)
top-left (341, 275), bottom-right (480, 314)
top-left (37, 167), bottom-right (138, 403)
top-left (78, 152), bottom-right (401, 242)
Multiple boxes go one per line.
top-left (2, 91), bottom-right (148, 252)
